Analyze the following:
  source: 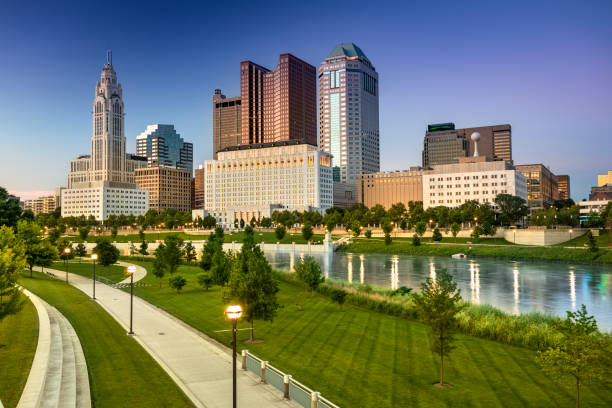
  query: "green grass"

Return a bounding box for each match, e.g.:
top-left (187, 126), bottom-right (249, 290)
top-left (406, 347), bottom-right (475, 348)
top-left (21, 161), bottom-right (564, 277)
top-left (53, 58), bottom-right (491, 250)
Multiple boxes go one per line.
top-left (554, 229), bottom-right (611, 248)
top-left (363, 235), bottom-right (515, 245)
top-left (340, 238), bottom-right (612, 264)
top-left (51, 261), bottom-right (128, 284)
top-left (19, 271), bottom-right (194, 408)
top-left (126, 260), bottom-right (612, 407)
top-left (223, 231), bottom-right (328, 244)
top-left (0, 296), bottom-right (38, 408)
top-left (84, 231), bottom-right (210, 243)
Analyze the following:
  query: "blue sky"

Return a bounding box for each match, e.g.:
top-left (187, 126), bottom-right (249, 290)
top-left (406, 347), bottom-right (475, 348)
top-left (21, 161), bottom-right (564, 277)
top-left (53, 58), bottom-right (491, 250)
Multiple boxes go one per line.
top-left (1, 0), bottom-right (611, 200)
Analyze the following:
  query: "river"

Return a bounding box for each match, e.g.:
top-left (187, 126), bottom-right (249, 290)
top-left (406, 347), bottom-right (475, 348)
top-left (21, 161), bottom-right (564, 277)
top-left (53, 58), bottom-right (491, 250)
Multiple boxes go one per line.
top-left (264, 249), bottom-right (612, 330)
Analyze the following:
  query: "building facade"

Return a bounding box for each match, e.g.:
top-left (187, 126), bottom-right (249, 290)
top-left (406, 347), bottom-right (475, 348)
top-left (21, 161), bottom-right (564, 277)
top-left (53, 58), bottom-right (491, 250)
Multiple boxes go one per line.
top-left (422, 123), bottom-right (512, 167)
top-left (358, 168), bottom-right (424, 209)
top-left (62, 52), bottom-right (148, 221)
top-left (24, 188), bottom-right (63, 216)
top-left (204, 142), bottom-right (333, 226)
top-left (590, 184), bottom-right (612, 201)
top-left (319, 43), bottom-right (380, 206)
top-left (194, 164), bottom-right (205, 209)
top-left (556, 175), bottom-right (570, 200)
top-left (240, 61), bottom-right (269, 145)
top-left (597, 171), bottom-right (612, 187)
top-left (213, 89), bottom-right (241, 159)
top-left (515, 164), bottom-right (558, 210)
top-left (135, 166), bottom-right (192, 212)
top-left (422, 157), bottom-right (527, 210)
top-left (136, 124), bottom-right (193, 173)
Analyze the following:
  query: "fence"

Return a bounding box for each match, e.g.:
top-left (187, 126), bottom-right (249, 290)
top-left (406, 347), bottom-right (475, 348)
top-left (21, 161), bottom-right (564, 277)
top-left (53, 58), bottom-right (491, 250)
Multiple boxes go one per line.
top-left (242, 350), bottom-right (339, 408)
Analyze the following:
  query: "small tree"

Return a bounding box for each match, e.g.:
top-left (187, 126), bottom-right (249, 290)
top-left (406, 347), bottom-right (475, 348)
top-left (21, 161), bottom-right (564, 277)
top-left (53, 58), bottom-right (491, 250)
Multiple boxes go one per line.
top-left (17, 220), bottom-right (43, 277)
top-left (93, 239), bottom-right (119, 274)
top-left (381, 218), bottom-right (393, 245)
top-left (78, 226), bottom-right (89, 241)
top-left (0, 226), bottom-right (26, 321)
top-left (184, 241), bottom-right (197, 264)
top-left (537, 305), bottom-right (607, 408)
top-left (365, 230), bottom-right (372, 239)
top-left (128, 242), bottom-right (137, 257)
top-left (451, 222), bottom-right (460, 239)
top-left (33, 240), bottom-right (58, 274)
top-left (275, 225), bottom-right (286, 241)
top-left (412, 269), bottom-right (464, 387)
top-left (412, 234), bottom-right (421, 246)
top-left (110, 226), bottom-right (118, 239)
top-left (197, 273), bottom-right (213, 291)
top-left (139, 240), bottom-right (149, 260)
top-left (415, 221), bottom-right (426, 237)
top-left (471, 225), bottom-right (484, 239)
top-left (301, 222), bottom-right (313, 242)
top-left (432, 228), bottom-right (442, 242)
top-left (351, 221), bottom-right (361, 238)
top-left (75, 242), bottom-right (87, 261)
top-left (162, 235), bottom-right (184, 275)
top-left (168, 274), bottom-right (187, 294)
top-left (330, 288), bottom-right (347, 311)
top-left (295, 256), bottom-right (324, 296)
top-left (586, 231), bottom-right (598, 253)
top-left (152, 249), bottom-right (166, 288)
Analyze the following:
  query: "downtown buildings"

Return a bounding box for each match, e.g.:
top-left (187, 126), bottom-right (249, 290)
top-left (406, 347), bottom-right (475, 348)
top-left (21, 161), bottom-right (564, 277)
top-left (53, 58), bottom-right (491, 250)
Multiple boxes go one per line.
top-left (136, 124), bottom-right (193, 171)
top-left (62, 53), bottom-right (149, 221)
top-left (24, 188), bottom-right (63, 216)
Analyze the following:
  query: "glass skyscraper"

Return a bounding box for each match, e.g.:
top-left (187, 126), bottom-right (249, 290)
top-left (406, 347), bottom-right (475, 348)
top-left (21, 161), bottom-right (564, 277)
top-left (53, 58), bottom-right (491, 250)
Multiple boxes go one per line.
top-left (319, 43), bottom-right (379, 205)
top-left (136, 124), bottom-right (193, 174)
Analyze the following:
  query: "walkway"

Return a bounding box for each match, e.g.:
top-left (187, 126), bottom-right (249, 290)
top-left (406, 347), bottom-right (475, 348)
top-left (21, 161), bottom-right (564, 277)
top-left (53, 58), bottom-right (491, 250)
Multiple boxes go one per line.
top-left (37, 265), bottom-right (298, 408)
top-left (18, 290), bottom-right (91, 408)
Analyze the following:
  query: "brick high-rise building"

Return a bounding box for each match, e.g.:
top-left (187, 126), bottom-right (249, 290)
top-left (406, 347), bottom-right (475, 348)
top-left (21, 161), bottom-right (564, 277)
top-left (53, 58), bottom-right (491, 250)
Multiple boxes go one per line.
top-left (515, 164), bottom-right (558, 211)
top-left (194, 164), bottom-right (205, 209)
top-left (135, 166), bottom-right (192, 212)
top-left (213, 89), bottom-right (242, 159)
top-left (240, 61), bottom-right (269, 145)
top-left (557, 175), bottom-right (570, 200)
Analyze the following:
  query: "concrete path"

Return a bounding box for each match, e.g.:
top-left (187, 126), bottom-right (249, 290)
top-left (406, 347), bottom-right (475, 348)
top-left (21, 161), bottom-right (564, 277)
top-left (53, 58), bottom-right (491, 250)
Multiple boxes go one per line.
top-left (18, 290), bottom-right (91, 408)
top-left (37, 265), bottom-right (298, 408)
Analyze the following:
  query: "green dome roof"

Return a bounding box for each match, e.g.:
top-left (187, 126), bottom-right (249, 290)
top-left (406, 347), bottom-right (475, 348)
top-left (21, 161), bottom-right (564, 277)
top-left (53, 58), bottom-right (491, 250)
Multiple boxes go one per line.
top-left (327, 43), bottom-right (368, 59)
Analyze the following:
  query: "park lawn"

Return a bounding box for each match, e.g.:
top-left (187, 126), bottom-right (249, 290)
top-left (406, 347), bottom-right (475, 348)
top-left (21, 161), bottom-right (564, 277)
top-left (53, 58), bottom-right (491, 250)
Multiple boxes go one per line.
top-left (126, 260), bottom-right (612, 408)
top-left (341, 238), bottom-right (612, 264)
top-left (51, 261), bottom-right (128, 284)
top-left (18, 271), bottom-right (195, 408)
top-left (0, 295), bottom-right (38, 408)
top-left (84, 231), bottom-right (210, 243)
top-left (363, 235), bottom-right (515, 245)
top-left (223, 231), bottom-right (329, 244)
top-left (554, 229), bottom-right (611, 248)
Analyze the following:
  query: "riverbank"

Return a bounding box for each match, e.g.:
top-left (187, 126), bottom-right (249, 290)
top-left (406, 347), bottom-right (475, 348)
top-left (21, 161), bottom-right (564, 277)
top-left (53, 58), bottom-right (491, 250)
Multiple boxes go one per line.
top-left (338, 238), bottom-right (612, 264)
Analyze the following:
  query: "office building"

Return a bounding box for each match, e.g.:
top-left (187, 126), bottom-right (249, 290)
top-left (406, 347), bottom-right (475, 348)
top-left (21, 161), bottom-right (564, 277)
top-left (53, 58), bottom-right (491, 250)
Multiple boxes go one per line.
top-left (359, 168), bottom-right (424, 209)
top-left (597, 171), bottom-right (612, 187)
top-left (578, 200), bottom-right (610, 221)
top-left (515, 164), bottom-right (559, 210)
top-left (194, 164), bottom-right (205, 209)
top-left (557, 175), bottom-right (570, 200)
top-left (135, 166), bottom-right (192, 212)
top-left (423, 156), bottom-right (527, 210)
top-left (319, 43), bottom-right (380, 206)
top-left (422, 123), bottom-right (512, 167)
top-left (589, 173), bottom-right (612, 201)
top-left (136, 124), bottom-right (193, 173)
top-left (24, 188), bottom-right (63, 216)
top-left (62, 51), bottom-right (148, 220)
top-left (204, 141), bottom-right (333, 226)
top-left (240, 61), bottom-right (269, 145)
top-left (213, 89), bottom-right (242, 159)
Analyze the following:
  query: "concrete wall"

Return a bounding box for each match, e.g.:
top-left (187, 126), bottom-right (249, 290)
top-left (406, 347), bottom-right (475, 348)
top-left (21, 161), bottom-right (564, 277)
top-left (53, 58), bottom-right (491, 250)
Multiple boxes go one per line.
top-left (503, 228), bottom-right (588, 246)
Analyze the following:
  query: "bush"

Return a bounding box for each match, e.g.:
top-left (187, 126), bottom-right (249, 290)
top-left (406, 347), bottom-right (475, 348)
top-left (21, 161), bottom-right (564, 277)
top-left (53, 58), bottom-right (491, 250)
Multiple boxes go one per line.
top-left (330, 288), bottom-right (347, 311)
top-left (168, 274), bottom-right (187, 294)
top-left (384, 233), bottom-right (392, 245)
top-left (197, 273), bottom-right (213, 291)
top-left (412, 234), bottom-right (421, 246)
top-left (275, 225), bottom-right (286, 241)
top-left (365, 230), bottom-right (372, 239)
top-left (432, 228), bottom-right (442, 242)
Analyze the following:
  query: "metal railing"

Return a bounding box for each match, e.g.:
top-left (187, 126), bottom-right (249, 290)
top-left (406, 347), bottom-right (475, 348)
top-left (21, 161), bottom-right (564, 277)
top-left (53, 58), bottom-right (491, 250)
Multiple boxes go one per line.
top-left (242, 350), bottom-right (340, 408)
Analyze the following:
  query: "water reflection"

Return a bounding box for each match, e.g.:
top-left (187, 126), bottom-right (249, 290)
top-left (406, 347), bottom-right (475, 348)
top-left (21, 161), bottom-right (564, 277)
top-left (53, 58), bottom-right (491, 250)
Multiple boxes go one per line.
top-left (264, 249), bottom-right (612, 330)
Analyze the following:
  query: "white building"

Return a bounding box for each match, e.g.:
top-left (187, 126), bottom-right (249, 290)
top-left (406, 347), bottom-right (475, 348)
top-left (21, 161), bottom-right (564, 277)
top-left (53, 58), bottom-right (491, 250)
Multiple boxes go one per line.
top-left (319, 43), bottom-right (380, 206)
top-left (423, 156), bottom-right (527, 209)
top-left (578, 200), bottom-right (610, 215)
top-left (62, 51), bottom-right (148, 221)
top-left (204, 142), bottom-right (333, 226)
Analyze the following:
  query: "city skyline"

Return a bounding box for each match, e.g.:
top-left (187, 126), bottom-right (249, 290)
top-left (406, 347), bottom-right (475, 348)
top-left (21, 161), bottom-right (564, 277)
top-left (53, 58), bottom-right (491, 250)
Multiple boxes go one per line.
top-left (2, 1), bottom-right (611, 200)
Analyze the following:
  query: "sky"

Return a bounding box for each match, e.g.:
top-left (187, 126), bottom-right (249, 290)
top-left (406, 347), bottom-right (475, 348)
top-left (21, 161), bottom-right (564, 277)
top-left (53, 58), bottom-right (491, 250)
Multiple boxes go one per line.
top-left (1, 0), bottom-right (611, 201)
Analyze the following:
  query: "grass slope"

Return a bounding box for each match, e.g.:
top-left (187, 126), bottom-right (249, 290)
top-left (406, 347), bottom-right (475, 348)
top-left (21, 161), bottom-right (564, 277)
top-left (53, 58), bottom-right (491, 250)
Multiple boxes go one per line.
top-left (19, 272), bottom-right (194, 408)
top-left (51, 261), bottom-right (127, 284)
top-left (127, 260), bottom-right (612, 407)
top-left (554, 229), bottom-right (611, 247)
top-left (0, 296), bottom-right (38, 408)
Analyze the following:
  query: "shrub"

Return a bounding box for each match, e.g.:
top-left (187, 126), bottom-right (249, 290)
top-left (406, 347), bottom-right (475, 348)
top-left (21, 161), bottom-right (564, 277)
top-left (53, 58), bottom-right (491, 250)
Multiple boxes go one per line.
top-left (412, 234), bottom-right (421, 246)
top-left (168, 274), bottom-right (187, 294)
top-left (365, 230), bottom-right (372, 239)
top-left (330, 288), bottom-right (347, 311)
top-left (275, 225), bottom-right (286, 241)
top-left (197, 273), bottom-right (213, 291)
top-left (432, 228), bottom-right (442, 242)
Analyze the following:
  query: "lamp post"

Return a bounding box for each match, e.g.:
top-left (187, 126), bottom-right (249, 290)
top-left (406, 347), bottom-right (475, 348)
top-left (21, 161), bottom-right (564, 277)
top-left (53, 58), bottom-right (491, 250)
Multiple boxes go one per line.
top-left (91, 254), bottom-right (98, 299)
top-left (225, 304), bottom-right (243, 408)
top-left (126, 265), bottom-right (136, 335)
top-left (64, 247), bottom-right (71, 283)
top-left (569, 229), bottom-right (573, 248)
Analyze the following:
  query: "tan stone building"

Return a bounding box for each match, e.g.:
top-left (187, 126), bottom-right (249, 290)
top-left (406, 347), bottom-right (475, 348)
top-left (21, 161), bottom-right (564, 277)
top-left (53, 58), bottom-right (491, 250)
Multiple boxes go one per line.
top-left (24, 188), bottom-right (63, 216)
top-left (515, 164), bottom-right (559, 211)
top-left (194, 164), bottom-right (205, 209)
top-left (135, 166), bottom-right (192, 212)
top-left (213, 90), bottom-right (242, 159)
top-left (556, 175), bottom-right (570, 200)
top-left (358, 168), bottom-right (424, 209)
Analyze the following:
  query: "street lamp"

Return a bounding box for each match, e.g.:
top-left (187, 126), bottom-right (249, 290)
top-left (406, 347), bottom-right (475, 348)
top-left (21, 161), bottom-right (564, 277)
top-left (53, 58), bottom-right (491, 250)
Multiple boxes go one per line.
top-left (225, 304), bottom-right (243, 408)
top-left (63, 247), bottom-right (71, 283)
top-left (569, 229), bottom-right (573, 248)
top-left (126, 265), bottom-right (137, 335)
top-left (91, 254), bottom-right (98, 300)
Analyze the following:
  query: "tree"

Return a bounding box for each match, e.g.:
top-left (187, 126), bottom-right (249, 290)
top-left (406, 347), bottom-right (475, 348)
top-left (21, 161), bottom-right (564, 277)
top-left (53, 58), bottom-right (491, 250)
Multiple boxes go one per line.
top-left (0, 187), bottom-right (23, 228)
top-left (351, 220), bottom-right (361, 238)
top-left (17, 220), bottom-right (42, 277)
top-left (471, 225), bottom-right (484, 239)
top-left (275, 225), bottom-right (286, 241)
top-left (197, 273), bottom-right (213, 291)
top-left (200, 227), bottom-right (230, 286)
top-left (229, 230), bottom-right (280, 341)
top-left (152, 247), bottom-right (166, 288)
top-left (586, 231), bottom-right (598, 253)
top-left (93, 239), bottom-right (119, 273)
top-left (365, 230), bottom-right (372, 239)
top-left (537, 305), bottom-right (608, 408)
top-left (330, 288), bottom-right (347, 311)
top-left (168, 274), bottom-right (187, 294)
top-left (139, 240), bottom-right (149, 260)
top-left (451, 222), bottom-right (460, 239)
top-left (32, 240), bottom-right (57, 273)
top-left (78, 226), bottom-right (89, 241)
top-left (161, 235), bottom-right (184, 275)
top-left (110, 226), bottom-right (118, 239)
top-left (301, 222), bottom-right (313, 242)
top-left (0, 226), bottom-right (25, 321)
top-left (75, 242), bottom-right (87, 260)
top-left (259, 217), bottom-right (272, 228)
top-left (412, 234), bottom-right (421, 246)
top-left (48, 228), bottom-right (61, 245)
top-left (432, 228), bottom-right (442, 242)
top-left (412, 269), bottom-right (464, 387)
top-left (415, 221), bottom-right (426, 237)
top-left (381, 218), bottom-right (393, 245)
top-left (322, 212), bottom-right (341, 233)
top-left (295, 256), bottom-right (324, 296)
top-left (184, 241), bottom-right (197, 264)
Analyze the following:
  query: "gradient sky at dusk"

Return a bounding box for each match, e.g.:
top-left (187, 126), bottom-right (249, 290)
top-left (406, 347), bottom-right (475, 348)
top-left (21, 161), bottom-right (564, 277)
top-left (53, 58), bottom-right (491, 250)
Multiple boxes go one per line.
top-left (1, 0), bottom-right (611, 200)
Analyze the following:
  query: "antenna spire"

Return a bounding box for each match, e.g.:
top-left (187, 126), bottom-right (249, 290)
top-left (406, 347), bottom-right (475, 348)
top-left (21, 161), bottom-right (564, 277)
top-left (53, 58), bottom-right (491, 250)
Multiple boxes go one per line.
top-left (106, 49), bottom-right (112, 65)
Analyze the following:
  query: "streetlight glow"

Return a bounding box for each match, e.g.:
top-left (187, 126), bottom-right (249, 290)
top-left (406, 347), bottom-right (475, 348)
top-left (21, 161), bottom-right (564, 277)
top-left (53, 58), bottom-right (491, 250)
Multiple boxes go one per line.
top-left (225, 304), bottom-right (243, 408)
top-left (127, 265), bottom-right (137, 275)
top-left (65, 247), bottom-right (71, 254)
top-left (225, 304), bottom-right (243, 320)
top-left (91, 254), bottom-right (98, 261)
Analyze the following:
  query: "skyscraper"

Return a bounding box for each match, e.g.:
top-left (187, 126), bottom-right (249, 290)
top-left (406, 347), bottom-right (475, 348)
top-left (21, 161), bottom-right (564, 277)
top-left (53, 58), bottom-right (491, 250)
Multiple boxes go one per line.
top-left (136, 124), bottom-right (193, 174)
top-left (213, 89), bottom-right (241, 159)
top-left (319, 43), bottom-right (380, 206)
top-left (557, 175), bottom-right (570, 200)
top-left (240, 61), bottom-right (269, 145)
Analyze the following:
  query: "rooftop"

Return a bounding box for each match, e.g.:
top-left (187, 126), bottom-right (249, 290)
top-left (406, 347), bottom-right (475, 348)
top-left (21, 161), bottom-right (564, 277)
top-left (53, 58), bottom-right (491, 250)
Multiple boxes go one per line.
top-left (327, 43), bottom-right (368, 60)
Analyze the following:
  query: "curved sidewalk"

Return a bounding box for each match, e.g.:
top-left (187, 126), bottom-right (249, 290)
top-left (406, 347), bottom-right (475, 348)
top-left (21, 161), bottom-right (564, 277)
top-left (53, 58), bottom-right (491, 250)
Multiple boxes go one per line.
top-left (18, 289), bottom-right (91, 408)
top-left (40, 264), bottom-right (298, 408)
